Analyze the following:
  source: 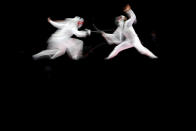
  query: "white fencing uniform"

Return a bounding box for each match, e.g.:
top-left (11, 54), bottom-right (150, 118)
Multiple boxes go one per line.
top-left (33, 16), bottom-right (90, 60)
top-left (102, 9), bottom-right (158, 59)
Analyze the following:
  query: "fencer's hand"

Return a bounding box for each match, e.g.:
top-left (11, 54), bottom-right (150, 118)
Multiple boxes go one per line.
top-left (48, 17), bottom-right (51, 22)
top-left (85, 29), bottom-right (91, 36)
top-left (123, 4), bottom-right (131, 12)
top-left (101, 32), bottom-right (105, 37)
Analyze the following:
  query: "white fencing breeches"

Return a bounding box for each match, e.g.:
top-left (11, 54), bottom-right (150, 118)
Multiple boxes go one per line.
top-left (106, 41), bottom-right (134, 59)
top-left (106, 39), bottom-right (158, 59)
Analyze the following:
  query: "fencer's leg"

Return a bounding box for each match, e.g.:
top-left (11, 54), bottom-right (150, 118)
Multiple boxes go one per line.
top-left (105, 41), bottom-right (133, 60)
top-left (68, 39), bottom-right (83, 60)
top-left (134, 41), bottom-right (158, 59)
top-left (33, 49), bottom-right (59, 60)
top-left (50, 49), bottom-right (66, 59)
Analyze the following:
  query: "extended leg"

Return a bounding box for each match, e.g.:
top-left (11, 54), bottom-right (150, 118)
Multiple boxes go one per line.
top-left (51, 49), bottom-right (66, 59)
top-left (134, 41), bottom-right (158, 59)
top-left (33, 49), bottom-right (59, 60)
top-left (105, 41), bottom-right (133, 59)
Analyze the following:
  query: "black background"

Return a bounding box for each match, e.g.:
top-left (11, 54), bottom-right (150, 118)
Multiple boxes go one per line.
top-left (4, 0), bottom-right (196, 130)
top-left (14, 0), bottom-right (162, 84)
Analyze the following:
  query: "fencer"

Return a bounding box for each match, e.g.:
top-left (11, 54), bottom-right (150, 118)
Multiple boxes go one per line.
top-left (101, 4), bottom-right (158, 59)
top-left (33, 16), bottom-right (91, 60)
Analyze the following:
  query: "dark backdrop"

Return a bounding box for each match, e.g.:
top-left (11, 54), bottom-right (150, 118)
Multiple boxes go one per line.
top-left (4, 0), bottom-right (196, 130)
top-left (14, 0), bottom-right (162, 85)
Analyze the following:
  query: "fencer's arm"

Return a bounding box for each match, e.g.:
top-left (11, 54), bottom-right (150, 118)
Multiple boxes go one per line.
top-left (125, 9), bottom-right (137, 25)
top-left (102, 33), bottom-right (115, 44)
top-left (123, 4), bottom-right (137, 25)
top-left (102, 26), bottom-right (123, 44)
top-left (48, 18), bottom-right (65, 28)
top-left (73, 28), bottom-right (90, 37)
top-left (102, 32), bottom-right (122, 44)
